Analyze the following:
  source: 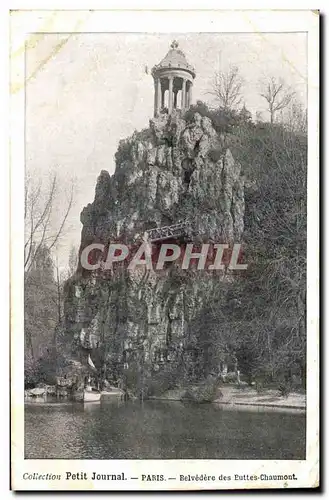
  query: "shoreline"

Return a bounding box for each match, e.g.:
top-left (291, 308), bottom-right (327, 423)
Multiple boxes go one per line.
top-left (214, 400), bottom-right (305, 411)
top-left (149, 385), bottom-right (306, 412)
top-left (147, 397), bottom-right (306, 412)
top-left (24, 398), bottom-right (306, 413)
top-left (217, 386), bottom-right (306, 411)
top-left (25, 385), bottom-right (306, 412)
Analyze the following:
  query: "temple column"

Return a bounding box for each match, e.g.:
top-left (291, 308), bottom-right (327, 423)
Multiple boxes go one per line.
top-left (173, 89), bottom-right (178, 109)
top-left (181, 78), bottom-right (186, 110)
top-left (154, 77), bottom-right (161, 117)
top-left (161, 83), bottom-right (165, 109)
top-left (168, 77), bottom-right (173, 114)
top-left (185, 81), bottom-right (190, 108)
top-left (188, 83), bottom-right (193, 108)
top-left (157, 78), bottom-right (161, 115)
top-left (154, 79), bottom-right (158, 117)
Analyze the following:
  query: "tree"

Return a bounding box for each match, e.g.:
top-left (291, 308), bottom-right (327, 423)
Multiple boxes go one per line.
top-left (24, 173), bottom-right (74, 385)
top-left (68, 244), bottom-right (78, 276)
top-left (208, 66), bottom-right (244, 111)
top-left (25, 245), bottom-right (57, 361)
top-left (255, 111), bottom-right (264, 123)
top-left (184, 100), bottom-right (248, 136)
top-left (54, 256), bottom-right (63, 324)
top-left (241, 124), bottom-right (307, 387)
top-left (53, 246), bottom-right (78, 326)
top-left (283, 97), bottom-right (307, 135)
top-left (239, 104), bottom-right (252, 124)
top-left (259, 77), bottom-right (295, 124)
top-left (24, 173), bottom-right (74, 272)
top-left (183, 118), bottom-right (307, 389)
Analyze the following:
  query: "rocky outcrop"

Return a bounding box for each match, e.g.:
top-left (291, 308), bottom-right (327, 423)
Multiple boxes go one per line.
top-left (62, 110), bottom-right (245, 393)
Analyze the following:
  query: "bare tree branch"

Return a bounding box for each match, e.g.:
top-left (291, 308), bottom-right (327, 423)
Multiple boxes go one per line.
top-left (207, 66), bottom-right (244, 111)
top-left (48, 183), bottom-right (74, 252)
top-left (259, 77), bottom-right (295, 124)
top-left (24, 174), bottom-right (75, 271)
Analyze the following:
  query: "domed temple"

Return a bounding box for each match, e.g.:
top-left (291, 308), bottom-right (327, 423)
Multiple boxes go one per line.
top-left (152, 40), bottom-right (196, 117)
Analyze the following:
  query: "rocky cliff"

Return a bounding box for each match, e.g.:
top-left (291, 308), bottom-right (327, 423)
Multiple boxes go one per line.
top-left (62, 110), bottom-right (245, 393)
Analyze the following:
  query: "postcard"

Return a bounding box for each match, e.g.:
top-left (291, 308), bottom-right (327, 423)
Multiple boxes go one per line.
top-left (10, 7), bottom-right (319, 491)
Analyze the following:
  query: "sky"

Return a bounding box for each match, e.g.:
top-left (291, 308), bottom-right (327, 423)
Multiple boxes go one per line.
top-left (25, 32), bottom-right (307, 268)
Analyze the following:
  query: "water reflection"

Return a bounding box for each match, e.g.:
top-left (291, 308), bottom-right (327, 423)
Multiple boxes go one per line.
top-left (25, 400), bottom-right (306, 460)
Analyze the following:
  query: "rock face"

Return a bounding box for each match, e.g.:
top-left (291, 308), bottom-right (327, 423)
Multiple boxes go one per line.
top-left (63, 110), bottom-right (245, 391)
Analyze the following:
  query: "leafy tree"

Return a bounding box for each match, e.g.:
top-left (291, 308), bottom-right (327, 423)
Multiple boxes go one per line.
top-left (184, 100), bottom-right (252, 135)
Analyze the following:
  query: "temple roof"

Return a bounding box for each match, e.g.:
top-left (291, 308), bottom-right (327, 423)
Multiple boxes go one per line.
top-left (152, 40), bottom-right (196, 78)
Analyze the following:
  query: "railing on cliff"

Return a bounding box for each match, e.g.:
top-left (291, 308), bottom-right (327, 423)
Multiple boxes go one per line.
top-left (144, 220), bottom-right (192, 242)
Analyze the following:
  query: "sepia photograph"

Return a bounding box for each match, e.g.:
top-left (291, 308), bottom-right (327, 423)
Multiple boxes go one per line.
top-left (10, 8), bottom-right (319, 491)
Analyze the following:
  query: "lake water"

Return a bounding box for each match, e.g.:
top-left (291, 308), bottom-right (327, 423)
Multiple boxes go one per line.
top-left (25, 400), bottom-right (306, 460)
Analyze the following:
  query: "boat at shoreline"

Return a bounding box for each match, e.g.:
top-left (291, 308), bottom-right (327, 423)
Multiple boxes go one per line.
top-left (84, 386), bottom-right (101, 402)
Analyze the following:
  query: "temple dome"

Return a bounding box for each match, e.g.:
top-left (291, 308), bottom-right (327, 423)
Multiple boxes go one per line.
top-left (152, 40), bottom-right (196, 79)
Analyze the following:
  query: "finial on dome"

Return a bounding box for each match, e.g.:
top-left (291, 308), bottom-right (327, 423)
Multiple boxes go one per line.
top-left (171, 40), bottom-right (179, 49)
